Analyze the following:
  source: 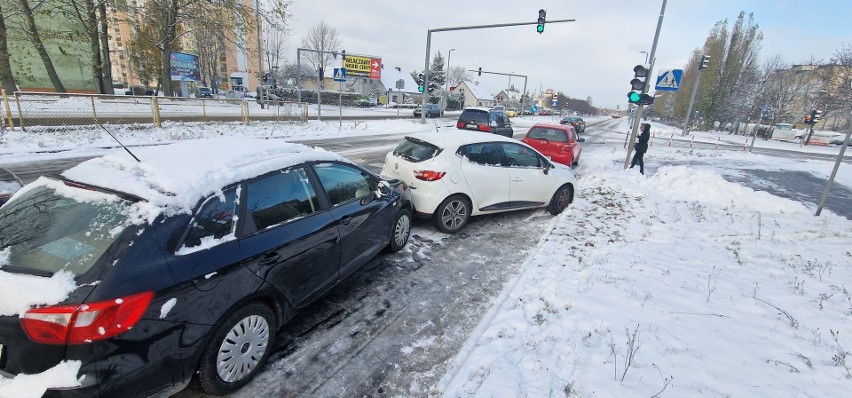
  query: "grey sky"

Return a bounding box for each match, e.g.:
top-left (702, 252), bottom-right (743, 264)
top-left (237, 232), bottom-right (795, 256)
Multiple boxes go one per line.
top-left (281, 0), bottom-right (849, 110)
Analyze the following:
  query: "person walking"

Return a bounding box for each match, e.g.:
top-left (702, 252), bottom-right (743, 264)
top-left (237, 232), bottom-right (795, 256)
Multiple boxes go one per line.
top-left (630, 123), bottom-right (651, 175)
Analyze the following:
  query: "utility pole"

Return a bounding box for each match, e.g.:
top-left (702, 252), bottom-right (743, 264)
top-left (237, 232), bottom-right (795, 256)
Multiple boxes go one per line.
top-left (623, 0), bottom-right (667, 169)
top-left (815, 109), bottom-right (852, 216)
top-left (682, 55), bottom-right (710, 136)
top-left (420, 16), bottom-right (576, 124)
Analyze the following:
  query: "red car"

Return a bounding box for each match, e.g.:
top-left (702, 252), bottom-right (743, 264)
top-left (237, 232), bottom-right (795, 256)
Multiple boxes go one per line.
top-left (522, 123), bottom-right (584, 166)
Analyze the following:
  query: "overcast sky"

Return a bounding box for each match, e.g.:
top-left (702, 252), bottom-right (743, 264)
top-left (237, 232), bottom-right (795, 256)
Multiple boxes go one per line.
top-left (281, 0), bottom-right (850, 110)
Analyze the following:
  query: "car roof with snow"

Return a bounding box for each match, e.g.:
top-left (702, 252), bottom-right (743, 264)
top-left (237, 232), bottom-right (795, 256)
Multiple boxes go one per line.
top-left (50, 137), bottom-right (346, 215)
top-left (405, 130), bottom-right (519, 148)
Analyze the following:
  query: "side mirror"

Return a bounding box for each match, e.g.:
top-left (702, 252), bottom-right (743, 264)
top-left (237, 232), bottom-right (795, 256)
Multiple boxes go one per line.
top-left (375, 180), bottom-right (392, 199)
top-left (578, 137), bottom-right (586, 142)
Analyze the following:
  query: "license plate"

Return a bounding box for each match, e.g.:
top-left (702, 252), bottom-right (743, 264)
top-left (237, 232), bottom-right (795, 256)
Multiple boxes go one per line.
top-left (466, 124), bottom-right (477, 129)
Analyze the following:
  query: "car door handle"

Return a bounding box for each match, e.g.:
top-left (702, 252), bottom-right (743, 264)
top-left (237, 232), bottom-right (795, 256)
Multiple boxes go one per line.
top-left (258, 253), bottom-right (280, 266)
top-left (339, 216), bottom-right (352, 226)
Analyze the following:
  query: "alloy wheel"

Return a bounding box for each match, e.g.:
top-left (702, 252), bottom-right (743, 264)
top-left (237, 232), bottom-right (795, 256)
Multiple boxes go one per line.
top-left (440, 200), bottom-right (468, 231)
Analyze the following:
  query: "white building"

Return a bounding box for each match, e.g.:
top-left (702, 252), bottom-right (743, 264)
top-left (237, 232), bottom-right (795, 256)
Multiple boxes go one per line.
top-left (453, 81), bottom-right (494, 108)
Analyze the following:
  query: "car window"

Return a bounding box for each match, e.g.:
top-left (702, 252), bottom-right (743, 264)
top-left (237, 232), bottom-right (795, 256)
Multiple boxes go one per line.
top-left (459, 109), bottom-right (489, 124)
top-left (0, 185), bottom-right (133, 276)
top-left (393, 137), bottom-right (442, 162)
top-left (183, 187), bottom-right (238, 249)
top-left (245, 167), bottom-right (319, 230)
top-left (571, 128), bottom-right (579, 142)
top-left (460, 142), bottom-right (503, 166)
top-left (502, 143), bottom-right (544, 168)
top-left (314, 162), bottom-right (373, 206)
top-left (527, 127), bottom-right (568, 142)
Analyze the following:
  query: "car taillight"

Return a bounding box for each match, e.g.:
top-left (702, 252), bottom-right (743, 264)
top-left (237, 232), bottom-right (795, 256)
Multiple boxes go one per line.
top-left (22, 291), bottom-right (154, 345)
top-left (477, 124), bottom-right (490, 132)
top-left (414, 170), bottom-right (446, 181)
top-left (457, 121), bottom-right (465, 129)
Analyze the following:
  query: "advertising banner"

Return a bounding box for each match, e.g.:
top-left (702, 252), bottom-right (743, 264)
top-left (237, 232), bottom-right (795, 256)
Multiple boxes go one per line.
top-left (170, 52), bottom-right (201, 82)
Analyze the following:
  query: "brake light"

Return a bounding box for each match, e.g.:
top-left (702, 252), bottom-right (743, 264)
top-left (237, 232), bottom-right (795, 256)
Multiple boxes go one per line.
top-left (457, 121), bottom-right (465, 129)
top-left (22, 291), bottom-right (154, 345)
top-left (477, 124), bottom-right (490, 132)
top-left (414, 170), bottom-right (446, 181)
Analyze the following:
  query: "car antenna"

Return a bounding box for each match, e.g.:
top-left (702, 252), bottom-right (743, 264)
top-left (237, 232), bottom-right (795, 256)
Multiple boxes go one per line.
top-left (98, 124), bottom-right (141, 162)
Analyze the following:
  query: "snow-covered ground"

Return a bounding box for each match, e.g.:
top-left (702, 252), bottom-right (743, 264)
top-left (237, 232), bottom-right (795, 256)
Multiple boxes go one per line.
top-left (1, 117), bottom-right (850, 397)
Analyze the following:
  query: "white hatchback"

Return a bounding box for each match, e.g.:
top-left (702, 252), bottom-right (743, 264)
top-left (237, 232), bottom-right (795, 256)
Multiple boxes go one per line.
top-left (381, 131), bottom-right (577, 233)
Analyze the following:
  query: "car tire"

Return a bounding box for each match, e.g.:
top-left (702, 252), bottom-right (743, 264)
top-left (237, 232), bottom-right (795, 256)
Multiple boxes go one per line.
top-left (432, 195), bottom-right (471, 233)
top-left (572, 156), bottom-right (580, 167)
top-left (196, 302), bottom-right (276, 396)
top-left (547, 184), bottom-right (574, 215)
top-left (387, 208), bottom-right (412, 252)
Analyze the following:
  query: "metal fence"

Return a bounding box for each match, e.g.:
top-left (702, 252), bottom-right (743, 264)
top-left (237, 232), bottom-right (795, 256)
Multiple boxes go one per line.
top-left (1, 90), bottom-right (309, 132)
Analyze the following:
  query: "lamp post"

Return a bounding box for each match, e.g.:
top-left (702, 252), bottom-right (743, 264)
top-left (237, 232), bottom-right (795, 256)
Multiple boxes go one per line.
top-left (640, 50), bottom-right (649, 64)
top-left (443, 48), bottom-right (455, 110)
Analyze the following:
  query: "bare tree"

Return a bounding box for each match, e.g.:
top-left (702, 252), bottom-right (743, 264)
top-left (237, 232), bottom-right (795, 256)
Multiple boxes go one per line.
top-left (0, 4), bottom-right (18, 94)
top-left (264, 26), bottom-right (287, 80)
top-left (16, 0), bottom-right (66, 92)
top-left (300, 20), bottom-right (341, 85)
top-left (447, 65), bottom-right (470, 87)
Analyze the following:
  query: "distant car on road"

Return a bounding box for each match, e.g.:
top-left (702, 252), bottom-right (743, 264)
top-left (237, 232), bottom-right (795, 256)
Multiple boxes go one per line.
top-left (0, 167), bottom-right (23, 206)
top-left (611, 114), bottom-right (622, 119)
top-left (560, 116), bottom-right (586, 133)
top-left (381, 131), bottom-right (577, 233)
top-left (456, 107), bottom-right (514, 138)
top-left (505, 107), bottom-right (518, 118)
top-left (197, 86), bottom-right (213, 98)
top-left (522, 123), bottom-right (584, 167)
top-left (414, 103), bottom-right (444, 118)
top-left (538, 109), bottom-right (553, 116)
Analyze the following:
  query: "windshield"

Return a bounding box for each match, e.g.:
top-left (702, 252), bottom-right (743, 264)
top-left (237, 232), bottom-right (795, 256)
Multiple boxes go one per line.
top-left (0, 184), bottom-right (133, 276)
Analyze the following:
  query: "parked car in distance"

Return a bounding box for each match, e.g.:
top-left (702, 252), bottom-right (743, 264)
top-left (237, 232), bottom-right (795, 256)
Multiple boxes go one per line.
top-left (522, 123), bottom-right (585, 167)
top-left (456, 107), bottom-right (514, 138)
top-left (414, 103), bottom-right (444, 118)
top-left (559, 116), bottom-right (586, 133)
top-left (381, 131), bottom-right (577, 234)
top-left (611, 114), bottom-right (622, 119)
top-left (0, 167), bottom-right (23, 206)
top-left (505, 107), bottom-right (518, 118)
top-left (0, 137), bottom-right (412, 397)
top-left (538, 109), bottom-right (553, 116)
top-left (522, 109), bottom-right (534, 115)
top-left (830, 134), bottom-right (848, 146)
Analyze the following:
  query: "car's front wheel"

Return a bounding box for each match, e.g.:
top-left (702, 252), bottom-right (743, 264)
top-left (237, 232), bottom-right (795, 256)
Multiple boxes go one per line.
top-left (387, 208), bottom-right (412, 252)
top-left (432, 195), bottom-right (471, 233)
top-left (547, 184), bottom-right (574, 215)
top-left (196, 302), bottom-right (276, 395)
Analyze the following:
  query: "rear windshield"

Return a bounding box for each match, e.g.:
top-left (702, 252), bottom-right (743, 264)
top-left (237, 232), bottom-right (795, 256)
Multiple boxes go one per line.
top-left (459, 109), bottom-right (489, 124)
top-left (392, 137), bottom-right (442, 163)
top-left (527, 127), bottom-right (569, 142)
top-left (0, 185), bottom-right (133, 276)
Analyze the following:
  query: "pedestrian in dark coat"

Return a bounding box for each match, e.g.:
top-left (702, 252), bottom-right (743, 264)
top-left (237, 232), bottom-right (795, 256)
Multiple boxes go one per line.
top-left (630, 123), bottom-right (651, 174)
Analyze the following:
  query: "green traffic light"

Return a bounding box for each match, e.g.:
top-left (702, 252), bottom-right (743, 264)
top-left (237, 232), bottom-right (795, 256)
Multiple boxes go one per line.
top-left (627, 91), bottom-right (641, 103)
top-left (418, 86), bottom-right (424, 93)
top-left (536, 25), bottom-right (544, 33)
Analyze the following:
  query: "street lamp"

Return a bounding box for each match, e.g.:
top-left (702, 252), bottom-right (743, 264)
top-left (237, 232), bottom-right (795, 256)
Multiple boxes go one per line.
top-left (444, 48), bottom-right (455, 110)
top-left (639, 50), bottom-right (649, 64)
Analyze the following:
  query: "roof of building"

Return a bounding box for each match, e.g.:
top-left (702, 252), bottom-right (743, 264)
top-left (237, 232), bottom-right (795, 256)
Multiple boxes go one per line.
top-left (380, 66), bottom-right (420, 94)
top-left (454, 81), bottom-right (493, 101)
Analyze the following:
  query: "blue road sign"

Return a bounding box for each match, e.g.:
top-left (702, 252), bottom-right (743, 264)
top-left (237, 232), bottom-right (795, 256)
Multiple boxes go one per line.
top-left (333, 68), bottom-right (347, 82)
top-left (655, 69), bottom-right (683, 92)
top-left (551, 99), bottom-right (558, 107)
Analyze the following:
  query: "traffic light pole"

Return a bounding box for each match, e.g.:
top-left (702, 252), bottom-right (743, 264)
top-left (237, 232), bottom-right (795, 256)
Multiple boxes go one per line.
top-left (623, 0), bottom-right (667, 169)
top-left (420, 18), bottom-right (576, 124)
top-left (681, 67), bottom-right (703, 136)
top-left (468, 70), bottom-right (528, 114)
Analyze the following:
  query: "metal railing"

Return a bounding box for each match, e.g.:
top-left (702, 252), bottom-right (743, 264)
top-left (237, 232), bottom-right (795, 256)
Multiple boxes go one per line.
top-left (1, 90), bottom-right (309, 132)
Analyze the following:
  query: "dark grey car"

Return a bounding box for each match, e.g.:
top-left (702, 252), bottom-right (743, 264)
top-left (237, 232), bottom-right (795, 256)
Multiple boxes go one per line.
top-left (455, 108), bottom-right (514, 138)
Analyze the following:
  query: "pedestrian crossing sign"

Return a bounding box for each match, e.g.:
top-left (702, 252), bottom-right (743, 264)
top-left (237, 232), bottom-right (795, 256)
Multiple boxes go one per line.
top-left (655, 69), bottom-right (683, 92)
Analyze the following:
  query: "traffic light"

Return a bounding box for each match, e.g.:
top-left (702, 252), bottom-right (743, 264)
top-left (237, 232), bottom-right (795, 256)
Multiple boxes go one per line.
top-left (262, 72), bottom-right (268, 83)
top-left (627, 64), bottom-right (648, 104)
top-left (537, 9), bottom-right (546, 33)
top-left (804, 114), bottom-right (812, 124)
top-left (428, 81), bottom-right (438, 94)
top-left (812, 109), bottom-right (823, 123)
top-left (699, 55), bottom-right (711, 70)
top-left (477, 67), bottom-right (482, 76)
top-left (417, 73), bottom-right (424, 93)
